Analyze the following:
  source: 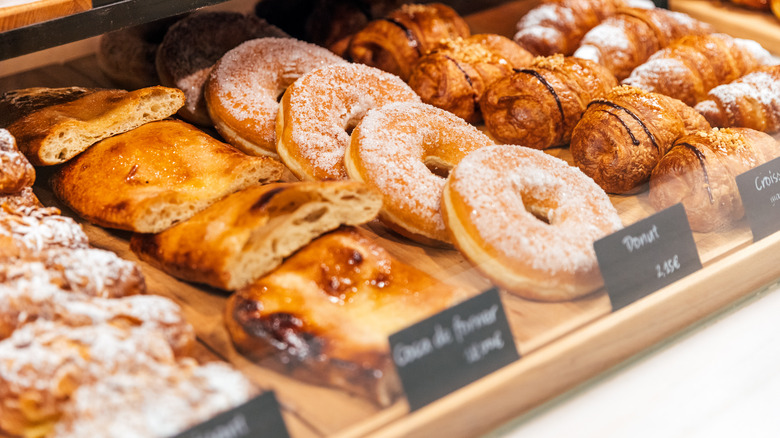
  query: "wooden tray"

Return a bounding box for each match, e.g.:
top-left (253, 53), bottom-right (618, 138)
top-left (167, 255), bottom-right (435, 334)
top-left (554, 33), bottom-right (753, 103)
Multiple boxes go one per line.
top-left (0, 0), bottom-right (91, 32)
top-left (3, 1), bottom-right (780, 436)
top-left (670, 0), bottom-right (780, 50)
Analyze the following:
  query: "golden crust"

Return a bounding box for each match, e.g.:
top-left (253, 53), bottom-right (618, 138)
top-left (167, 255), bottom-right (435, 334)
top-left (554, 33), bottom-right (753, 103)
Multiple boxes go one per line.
top-left (408, 34), bottom-right (532, 123)
top-left (51, 120), bottom-right (285, 233)
top-left (6, 86), bottom-right (185, 166)
top-left (649, 127), bottom-right (780, 232)
top-left (347, 3), bottom-right (470, 81)
top-left (0, 86), bottom-right (95, 128)
top-left (224, 227), bottom-right (468, 407)
top-left (570, 85), bottom-right (710, 194)
top-left (481, 55), bottom-right (617, 149)
top-left (0, 129), bottom-right (35, 194)
top-left (130, 181), bottom-right (382, 290)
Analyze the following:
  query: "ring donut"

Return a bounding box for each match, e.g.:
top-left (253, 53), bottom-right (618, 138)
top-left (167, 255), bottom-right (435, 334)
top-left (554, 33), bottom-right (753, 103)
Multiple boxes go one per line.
top-left (205, 38), bottom-right (347, 157)
top-left (345, 102), bottom-right (494, 245)
top-left (441, 145), bottom-right (623, 301)
top-left (156, 12), bottom-right (287, 126)
top-left (276, 63), bottom-right (420, 181)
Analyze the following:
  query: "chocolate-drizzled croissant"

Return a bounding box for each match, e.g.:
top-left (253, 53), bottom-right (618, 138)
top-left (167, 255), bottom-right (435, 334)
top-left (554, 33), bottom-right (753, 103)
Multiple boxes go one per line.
top-left (573, 7), bottom-right (713, 80)
top-left (347, 3), bottom-right (470, 81)
top-left (570, 85), bottom-right (710, 193)
top-left (622, 33), bottom-right (776, 106)
top-left (694, 66), bottom-right (780, 134)
top-left (481, 54), bottom-right (617, 149)
top-left (513, 0), bottom-right (652, 57)
top-left (408, 34), bottom-right (533, 123)
top-left (650, 128), bottom-right (780, 232)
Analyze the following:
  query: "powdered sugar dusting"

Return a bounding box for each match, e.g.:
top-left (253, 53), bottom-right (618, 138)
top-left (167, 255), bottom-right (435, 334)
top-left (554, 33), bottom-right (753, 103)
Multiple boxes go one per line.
top-left (285, 64), bottom-right (420, 180)
top-left (697, 68), bottom-right (780, 130)
top-left (574, 20), bottom-right (632, 64)
top-left (352, 102), bottom-right (493, 238)
top-left (450, 145), bottom-right (622, 275)
top-left (210, 38), bottom-right (346, 150)
top-left (0, 207), bottom-right (89, 254)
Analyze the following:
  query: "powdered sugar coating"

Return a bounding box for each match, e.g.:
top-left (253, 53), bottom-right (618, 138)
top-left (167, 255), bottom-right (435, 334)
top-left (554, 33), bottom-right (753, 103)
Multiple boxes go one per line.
top-left (695, 68), bottom-right (780, 132)
top-left (207, 38), bottom-right (346, 155)
top-left (348, 102), bottom-right (493, 242)
top-left (574, 20), bottom-right (632, 64)
top-left (280, 63), bottom-right (420, 180)
top-left (447, 145), bottom-right (622, 290)
top-left (0, 207), bottom-right (89, 257)
top-left (52, 361), bottom-right (256, 438)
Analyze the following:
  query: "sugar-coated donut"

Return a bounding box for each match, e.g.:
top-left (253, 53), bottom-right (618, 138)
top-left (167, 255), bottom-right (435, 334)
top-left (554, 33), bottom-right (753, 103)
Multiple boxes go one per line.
top-left (345, 102), bottom-right (494, 245)
top-left (205, 38), bottom-right (347, 157)
top-left (156, 12), bottom-right (287, 126)
top-left (97, 16), bottom-right (181, 90)
top-left (276, 63), bottom-right (421, 181)
top-left (441, 145), bottom-right (623, 301)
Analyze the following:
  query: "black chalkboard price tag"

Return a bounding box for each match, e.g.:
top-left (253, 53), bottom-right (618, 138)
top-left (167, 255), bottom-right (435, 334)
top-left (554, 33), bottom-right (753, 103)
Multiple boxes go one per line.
top-left (173, 391), bottom-right (289, 438)
top-left (594, 203), bottom-right (702, 311)
top-left (735, 157), bottom-right (780, 242)
top-left (652, 0), bottom-right (669, 9)
top-left (389, 287), bottom-right (519, 412)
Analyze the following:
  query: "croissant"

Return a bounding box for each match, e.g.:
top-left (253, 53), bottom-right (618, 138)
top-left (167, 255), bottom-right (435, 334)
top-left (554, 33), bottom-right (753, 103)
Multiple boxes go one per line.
top-left (622, 33), bottom-right (776, 106)
top-left (347, 3), bottom-right (470, 81)
top-left (408, 34), bottom-right (533, 123)
top-left (481, 54), bottom-right (617, 149)
top-left (570, 85), bottom-right (710, 194)
top-left (573, 7), bottom-right (713, 80)
top-left (694, 66), bottom-right (780, 134)
top-left (650, 128), bottom-right (780, 232)
top-left (513, 0), bottom-right (653, 57)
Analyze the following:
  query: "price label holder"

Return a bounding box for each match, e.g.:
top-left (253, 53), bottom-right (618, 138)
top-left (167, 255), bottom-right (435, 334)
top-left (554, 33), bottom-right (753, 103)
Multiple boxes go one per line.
top-left (652, 0), bottom-right (669, 8)
top-left (173, 391), bottom-right (289, 438)
top-left (735, 156), bottom-right (780, 242)
top-left (389, 287), bottom-right (519, 412)
top-left (594, 203), bottom-right (702, 312)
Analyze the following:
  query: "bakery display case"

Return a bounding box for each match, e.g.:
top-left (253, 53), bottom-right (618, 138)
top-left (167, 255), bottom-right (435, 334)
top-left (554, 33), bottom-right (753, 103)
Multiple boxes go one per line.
top-left (2, 0), bottom-right (780, 437)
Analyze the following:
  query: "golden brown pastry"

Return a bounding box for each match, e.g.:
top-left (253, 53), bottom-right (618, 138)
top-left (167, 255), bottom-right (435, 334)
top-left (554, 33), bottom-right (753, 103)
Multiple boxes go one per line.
top-left (225, 227), bottom-right (468, 407)
top-left (4, 86), bottom-right (185, 166)
top-left (0, 321), bottom-right (179, 437)
top-left (649, 128), bottom-right (780, 232)
top-left (622, 33), bottom-right (776, 106)
top-left (130, 181), bottom-right (382, 290)
top-left (51, 120), bottom-right (285, 233)
top-left (694, 66), bottom-right (780, 133)
top-left (481, 55), bottom-right (618, 149)
top-left (0, 86), bottom-right (93, 128)
top-left (0, 187), bottom-right (41, 210)
top-left (347, 3), bottom-right (471, 81)
top-left (573, 7), bottom-right (713, 80)
top-left (155, 12), bottom-right (288, 126)
top-left (0, 206), bottom-right (89, 261)
top-left (0, 129), bottom-right (34, 194)
top-left (570, 85), bottom-right (711, 194)
top-left (513, 0), bottom-right (652, 57)
top-left (408, 34), bottom-right (533, 123)
top-left (732, 0), bottom-right (770, 10)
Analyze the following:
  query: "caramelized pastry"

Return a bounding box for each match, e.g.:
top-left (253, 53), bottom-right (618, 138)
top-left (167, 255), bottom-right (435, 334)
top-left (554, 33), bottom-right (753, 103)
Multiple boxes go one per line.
top-left (347, 3), bottom-right (470, 81)
top-left (408, 34), bottom-right (533, 123)
top-left (513, 0), bottom-right (652, 57)
top-left (0, 129), bottom-right (34, 195)
top-left (481, 55), bottom-right (617, 149)
top-left (570, 85), bottom-right (711, 193)
top-left (622, 33), bottom-right (776, 106)
top-left (225, 227), bottom-right (468, 407)
top-left (130, 181), bottom-right (382, 290)
top-left (573, 7), bottom-right (713, 80)
top-left (650, 128), bottom-right (780, 232)
top-left (694, 66), bottom-right (780, 133)
top-left (50, 120), bottom-right (285, 233)
top-left (0, 86), bottom-right (93, 128)
top-left (4, 86), bottom-right (185, 166)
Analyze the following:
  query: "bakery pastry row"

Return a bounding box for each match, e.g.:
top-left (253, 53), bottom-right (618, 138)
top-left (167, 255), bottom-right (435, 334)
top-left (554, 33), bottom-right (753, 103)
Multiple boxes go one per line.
top-left (2, 0), bottom-right (779, 421)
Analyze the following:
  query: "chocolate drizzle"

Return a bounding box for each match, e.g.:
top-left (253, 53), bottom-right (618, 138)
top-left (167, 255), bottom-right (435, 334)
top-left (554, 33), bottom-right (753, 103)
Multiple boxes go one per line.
top-left (599, 110), bottom-right (640, 145)
top-left (588, 100), bottom-right (659, 152)
top-left (443, 54), bottom-right (479, 114)
top-left (515, 69), bottom-right (564, 128)
top-left (678, 142), bottom-right (715, 205)
top-left (381, 18), bottom-right (421, 56)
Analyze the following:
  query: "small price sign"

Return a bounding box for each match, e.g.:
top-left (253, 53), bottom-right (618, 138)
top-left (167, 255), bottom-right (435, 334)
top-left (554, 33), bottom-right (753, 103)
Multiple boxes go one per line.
top-left (173, 391), bottom-right (289, 438)
top-left (389, 288), bottom-right (519, 411)
top-left (735, 157), bottom-right (780, 242)
top-left (594, 203), bottom-right (702, 311)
